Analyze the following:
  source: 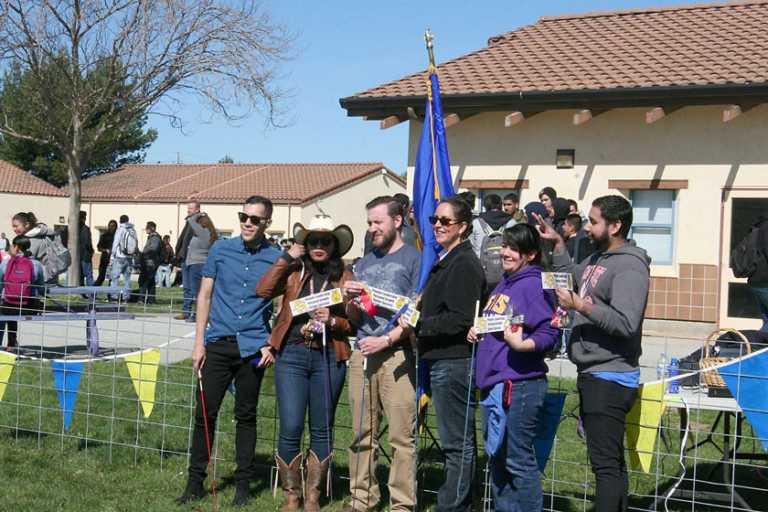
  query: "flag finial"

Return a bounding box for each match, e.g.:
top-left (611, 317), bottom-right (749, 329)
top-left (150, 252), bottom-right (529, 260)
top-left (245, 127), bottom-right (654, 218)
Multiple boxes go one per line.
top-left (424, 29), bottom-right (435, 67)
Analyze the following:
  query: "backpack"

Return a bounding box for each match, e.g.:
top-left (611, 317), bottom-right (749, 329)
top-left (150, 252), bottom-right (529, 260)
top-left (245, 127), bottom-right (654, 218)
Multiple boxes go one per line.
top-left (119, 226), bottom-right (139, 256)
top-left (731, 224), bottom-right (764, 278)
top-left (3, 256), bottom-right (35, 305)
top-left (478, 218), bottom-right (505, 290)
top-left (41, 233), bottom-right (71, 281)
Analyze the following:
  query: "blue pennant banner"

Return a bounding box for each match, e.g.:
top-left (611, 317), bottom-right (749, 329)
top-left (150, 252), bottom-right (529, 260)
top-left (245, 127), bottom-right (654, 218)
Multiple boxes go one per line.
top-left (51, 361), bottom-right (84, 432)
top-left (720, 347), bottom-right (768, 451)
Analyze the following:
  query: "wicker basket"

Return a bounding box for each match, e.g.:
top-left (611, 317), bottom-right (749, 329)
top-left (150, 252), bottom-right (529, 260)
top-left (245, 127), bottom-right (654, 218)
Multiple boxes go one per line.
top-left (699, 328), bottom-right (751, 389)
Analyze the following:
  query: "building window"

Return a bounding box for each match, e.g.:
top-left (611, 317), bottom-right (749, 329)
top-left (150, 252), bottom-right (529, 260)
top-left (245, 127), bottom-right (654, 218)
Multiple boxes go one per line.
top-left (630, 190), bottom-right (676, 265)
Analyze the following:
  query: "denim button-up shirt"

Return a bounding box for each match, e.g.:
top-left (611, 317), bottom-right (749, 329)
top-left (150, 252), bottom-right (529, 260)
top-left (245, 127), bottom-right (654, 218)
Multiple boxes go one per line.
top-left (202, 236), bottom-right (281, 357)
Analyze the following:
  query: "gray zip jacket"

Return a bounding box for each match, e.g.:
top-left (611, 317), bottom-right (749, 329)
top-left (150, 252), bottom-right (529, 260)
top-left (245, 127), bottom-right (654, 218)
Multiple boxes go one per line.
top-left (553, 242), bottom-right (651, 373)
top-left (185, 216), bottom-right (212, 266)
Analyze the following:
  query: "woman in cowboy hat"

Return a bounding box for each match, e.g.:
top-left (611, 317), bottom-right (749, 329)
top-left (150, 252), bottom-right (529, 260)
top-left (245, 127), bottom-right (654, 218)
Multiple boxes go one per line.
top-left (257, 214), bottom-right (359, 512)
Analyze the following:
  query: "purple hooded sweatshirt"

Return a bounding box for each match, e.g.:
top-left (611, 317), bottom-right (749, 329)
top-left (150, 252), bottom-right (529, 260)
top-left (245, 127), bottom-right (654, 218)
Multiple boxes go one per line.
top-left (475, 265), bottom-right (559, 390)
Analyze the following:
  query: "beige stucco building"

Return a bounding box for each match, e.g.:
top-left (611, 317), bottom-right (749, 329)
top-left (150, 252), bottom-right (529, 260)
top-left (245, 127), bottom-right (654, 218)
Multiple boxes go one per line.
top-left (0, 161), bottom-right (69, 236)
top-left (79, 162), bottom-right (405, 259)
top-left (341, 2), bottom-right (768, 330)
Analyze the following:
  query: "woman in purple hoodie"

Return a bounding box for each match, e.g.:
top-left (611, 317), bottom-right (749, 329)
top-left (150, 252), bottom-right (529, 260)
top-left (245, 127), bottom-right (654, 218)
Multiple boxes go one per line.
top-left (468, 223), bottom-right (558, 511)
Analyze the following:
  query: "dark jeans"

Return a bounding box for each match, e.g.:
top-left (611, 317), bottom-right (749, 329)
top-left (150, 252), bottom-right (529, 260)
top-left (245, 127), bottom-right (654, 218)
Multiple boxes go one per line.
top-left (489, 377), bottom-right (547, 512)
top-left (0, 300), bottom-right (42, 348)
top-left (138, 263), bottom-right (158, 302)
top-left (430, 357), bottom-right (477, 512)
top-left (577, 373), bottom-right (638, 512)
top-left (94, 251), bottom-right (110, 286)
top-left (749, 285), bottom-right (768, 332)
top-left (188, 339), bottom-right (265, 483)
top-left (274, 342), bottom-right (347, 461)
top-left (79, 260), bottom-right (94, 286)
top-left (182, 263), bottom-right (204, 318)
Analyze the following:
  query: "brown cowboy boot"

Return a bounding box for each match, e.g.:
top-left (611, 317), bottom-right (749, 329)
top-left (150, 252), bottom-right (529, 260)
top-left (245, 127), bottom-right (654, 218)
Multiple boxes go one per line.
top-left (304, 450), bottom-right (332, 512)
top-left (276, 454), bottom-right (303, 512)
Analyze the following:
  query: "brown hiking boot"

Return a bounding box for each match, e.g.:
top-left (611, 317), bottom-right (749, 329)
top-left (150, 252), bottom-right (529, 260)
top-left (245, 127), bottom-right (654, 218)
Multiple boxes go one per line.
top-left (276, 454), bottom-right (303, 511)
top-left (303, 450), bottom-right (331, 512)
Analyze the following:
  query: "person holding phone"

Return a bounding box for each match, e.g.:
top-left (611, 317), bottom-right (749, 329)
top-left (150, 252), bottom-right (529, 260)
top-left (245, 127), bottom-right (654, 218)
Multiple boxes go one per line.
top-left (176, 195), bottom-right (282, 508)
top-left (257, 214), bottom-right (359, 512)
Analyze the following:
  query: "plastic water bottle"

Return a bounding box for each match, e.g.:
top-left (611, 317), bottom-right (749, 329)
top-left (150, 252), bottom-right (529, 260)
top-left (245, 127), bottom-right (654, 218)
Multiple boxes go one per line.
top-left (667, 358), bottom-right (680, 394)
top-left (656, 354), bottom-right (668, 381)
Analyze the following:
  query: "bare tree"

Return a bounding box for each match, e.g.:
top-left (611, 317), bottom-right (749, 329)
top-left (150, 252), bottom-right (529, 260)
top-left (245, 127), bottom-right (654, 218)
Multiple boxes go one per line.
top-left (0, 0), bottom-right (292, 283)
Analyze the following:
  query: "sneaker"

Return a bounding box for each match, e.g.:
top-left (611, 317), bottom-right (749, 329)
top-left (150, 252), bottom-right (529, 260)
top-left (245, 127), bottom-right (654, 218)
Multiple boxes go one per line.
top-left (173, 314), bottom-right (188, 321)
top-left (175, 479), bottom-right (205, 504)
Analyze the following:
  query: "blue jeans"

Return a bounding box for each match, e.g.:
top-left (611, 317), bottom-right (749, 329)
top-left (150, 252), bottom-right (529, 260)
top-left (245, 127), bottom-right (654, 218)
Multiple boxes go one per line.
top-left (749, 286), bottom-right (768, 332)
top-left (109, 257), bottom-right (132, 299)
top-left (274, 342), bottom-right (347, 461)
top-left (486, 377), bottom-right (547, 512)
top-left (430, 357), bottom-right (477, 512)
top-left (182, 263), bottom-right (204, 318)
top-left (80, 260), bottom-right (94, 286)
top-left (155, 264), bottom-right (172, 287)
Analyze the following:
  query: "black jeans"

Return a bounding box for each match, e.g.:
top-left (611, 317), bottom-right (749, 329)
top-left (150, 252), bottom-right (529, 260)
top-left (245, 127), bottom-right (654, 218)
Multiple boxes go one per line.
top-left (577, 373), bottom-right (638, 512)
top-left (188, 339), bottom-right (265, 483)
top-left (95, 251), bottom-right (110, 286)
top-left (430, 357), bottom-right (477, 512)
top-left (138, 263), bottom-right (158, 301)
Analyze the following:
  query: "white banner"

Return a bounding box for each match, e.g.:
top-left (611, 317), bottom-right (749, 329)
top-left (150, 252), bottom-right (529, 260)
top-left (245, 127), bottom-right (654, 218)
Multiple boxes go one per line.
top-left (542, 272), bottom-right (573, 290)
top-left (290, 288), bottom-right (344, 316)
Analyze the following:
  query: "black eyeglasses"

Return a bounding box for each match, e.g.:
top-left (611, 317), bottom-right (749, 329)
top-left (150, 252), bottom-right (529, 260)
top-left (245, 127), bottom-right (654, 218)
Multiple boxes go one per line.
top-left (428, 216), bottom-right (461, 226)
top-left (238, 212), bottom-right (267, 225)
top-left (306, 236), bottom-right (334, 248)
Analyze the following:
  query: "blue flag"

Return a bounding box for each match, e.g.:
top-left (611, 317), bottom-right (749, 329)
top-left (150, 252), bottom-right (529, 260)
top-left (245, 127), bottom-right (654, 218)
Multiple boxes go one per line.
top-left (534, 392), bottom-right (567, 471)
top-left (719, 347), bottom-right (768, 451)
top-left (52, 361), bottom-right (84, 432)
top-left (413, 70), bottom-right (455, 291)
top-left (413, 66), bottom-right (455, 428)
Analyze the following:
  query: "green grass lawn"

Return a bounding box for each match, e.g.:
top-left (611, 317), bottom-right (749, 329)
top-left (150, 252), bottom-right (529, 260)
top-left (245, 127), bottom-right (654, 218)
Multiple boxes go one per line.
top-left (45, 285), bottom-right (187, 316)
top-left (1, 356), bottom-right (766, 511)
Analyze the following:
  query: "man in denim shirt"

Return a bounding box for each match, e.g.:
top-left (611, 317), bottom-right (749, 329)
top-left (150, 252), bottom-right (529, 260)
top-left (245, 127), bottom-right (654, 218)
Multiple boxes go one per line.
top-left (177, 195), bottom-right (281, 507)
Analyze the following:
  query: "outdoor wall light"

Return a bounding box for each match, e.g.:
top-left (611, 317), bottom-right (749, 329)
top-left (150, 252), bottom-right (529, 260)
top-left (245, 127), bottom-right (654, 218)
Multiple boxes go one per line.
top-left (59, 216), bottom-right (66, 223)
top-left (556, 149), bottom-right (575, 169)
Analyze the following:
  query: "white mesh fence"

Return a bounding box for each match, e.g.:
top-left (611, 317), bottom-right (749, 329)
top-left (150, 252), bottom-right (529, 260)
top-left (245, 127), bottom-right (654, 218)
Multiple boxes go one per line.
top-left (0, 284), bottom-right (766, 511)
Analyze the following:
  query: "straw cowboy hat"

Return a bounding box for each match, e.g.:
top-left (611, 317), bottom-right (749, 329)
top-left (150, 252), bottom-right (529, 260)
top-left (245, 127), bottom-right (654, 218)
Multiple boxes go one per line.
top-left (293, 214), bottom-right (354, 257)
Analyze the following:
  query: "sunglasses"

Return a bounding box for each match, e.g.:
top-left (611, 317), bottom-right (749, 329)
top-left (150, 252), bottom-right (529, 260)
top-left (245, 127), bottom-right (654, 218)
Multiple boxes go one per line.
top-left (428, 216), bottom-right (461, 226)
top-left (306, 236), bottom-right (334, 248)
top-left (238, 212), bottom-right (267, 225)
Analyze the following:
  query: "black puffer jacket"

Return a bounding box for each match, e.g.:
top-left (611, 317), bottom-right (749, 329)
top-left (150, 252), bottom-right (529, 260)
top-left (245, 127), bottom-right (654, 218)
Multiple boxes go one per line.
top-left (748, 219), bottom-right (768, 286)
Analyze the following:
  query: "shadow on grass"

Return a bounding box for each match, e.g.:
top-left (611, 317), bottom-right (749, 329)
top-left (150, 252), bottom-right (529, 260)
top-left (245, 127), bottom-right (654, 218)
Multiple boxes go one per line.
top-left (3, 427), bottom-right (49, 440)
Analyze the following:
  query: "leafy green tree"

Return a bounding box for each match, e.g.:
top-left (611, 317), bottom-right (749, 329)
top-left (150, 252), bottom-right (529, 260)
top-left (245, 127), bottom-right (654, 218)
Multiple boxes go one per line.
top-left (0, 61), bottom-right (157, 187)
top-left (0, 1), bottom-right (292, 283)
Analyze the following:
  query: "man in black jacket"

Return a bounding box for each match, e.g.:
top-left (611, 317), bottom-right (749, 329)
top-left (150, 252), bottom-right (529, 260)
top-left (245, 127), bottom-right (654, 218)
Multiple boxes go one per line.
top-left (748, 216), bottom-right (768, 332)
top-left (95, 220), bottom-right (117, 286)
top-left (78, 211), bottom-right (95, 286)
top-left (137, 221), bottom-right (162, 303)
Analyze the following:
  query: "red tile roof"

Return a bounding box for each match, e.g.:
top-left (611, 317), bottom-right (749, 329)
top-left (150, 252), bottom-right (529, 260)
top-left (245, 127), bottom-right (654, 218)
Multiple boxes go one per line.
top-left (80, 163), bottom-right (403, 204)
top-left (342, 1), bottom-right (768, 112)
top-left (0, 160), bottom-right (66, 196)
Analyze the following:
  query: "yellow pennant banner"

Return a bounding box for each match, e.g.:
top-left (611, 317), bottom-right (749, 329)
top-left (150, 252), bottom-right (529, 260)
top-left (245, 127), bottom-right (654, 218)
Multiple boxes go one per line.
top-left (0, 351), bottom-right (17, 401)
top-left (626, 381), bottom-right (665, 473)
top-left (125, 348), bottom-right (161, 418)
